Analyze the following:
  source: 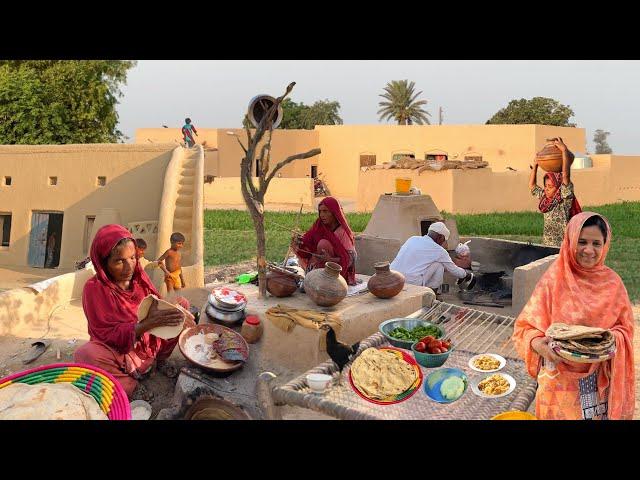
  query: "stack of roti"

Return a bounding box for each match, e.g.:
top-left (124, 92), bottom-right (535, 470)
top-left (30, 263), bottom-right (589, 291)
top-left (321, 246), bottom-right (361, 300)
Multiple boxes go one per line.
top-left (350, 348), bottom-right (417, 401)
top-left (546, 323), bottom-right (616, 359)
top-left (0, 383), bottom-right (108, 420)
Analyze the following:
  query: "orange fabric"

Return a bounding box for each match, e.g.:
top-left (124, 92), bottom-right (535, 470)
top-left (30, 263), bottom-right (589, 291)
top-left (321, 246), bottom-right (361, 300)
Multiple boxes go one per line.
top-left (512, 212), bottom-right (635, 420)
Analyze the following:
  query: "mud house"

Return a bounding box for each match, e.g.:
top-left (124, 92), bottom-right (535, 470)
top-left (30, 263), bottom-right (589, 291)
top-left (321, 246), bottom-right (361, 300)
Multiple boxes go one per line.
top-left (137, 124), bottom-right (640, 212)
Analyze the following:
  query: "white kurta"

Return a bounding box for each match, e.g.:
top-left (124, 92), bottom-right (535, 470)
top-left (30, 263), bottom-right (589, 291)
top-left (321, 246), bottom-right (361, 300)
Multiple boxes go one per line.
top-left (390, 235), bottom-right (467, 287)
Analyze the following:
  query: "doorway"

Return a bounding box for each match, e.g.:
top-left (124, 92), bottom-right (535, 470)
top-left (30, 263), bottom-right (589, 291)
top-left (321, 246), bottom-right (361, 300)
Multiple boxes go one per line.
top-left (311, 165), bottom-right (318, 178)
top-left (28, 212), bottom-right (64, 268)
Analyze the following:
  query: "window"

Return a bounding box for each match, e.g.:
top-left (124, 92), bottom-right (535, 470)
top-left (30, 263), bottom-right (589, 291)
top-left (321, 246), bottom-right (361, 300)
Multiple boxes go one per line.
top-left (48, 176), bottom-right (57, 186)
top-left (97, 176), bottom-right (106, 186)
top-left (311, 165), bottom-right (318, 178)
top-left (392, 152), bottom-right (415, 162)
top-left (0, 214), bottom-right (11, 247)
top-left (425, 154), bottom-right (448, 162)
top-left (3, 176), bottom-right (11, 186)
top-left (84, 216), bottom-right (96, 254)
top-left (359, 155), bottom-right (376, 168)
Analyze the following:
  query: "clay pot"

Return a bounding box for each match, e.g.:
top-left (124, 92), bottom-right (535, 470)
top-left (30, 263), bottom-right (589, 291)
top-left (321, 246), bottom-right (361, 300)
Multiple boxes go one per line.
top-left (367, 261), bottom-right (405, 299)
top-left (536, 143), bottom-right (572, 173)
top-left (266, 270), bottom-right (298, 298)
top-left (303, 262), bottom-right (348, 307)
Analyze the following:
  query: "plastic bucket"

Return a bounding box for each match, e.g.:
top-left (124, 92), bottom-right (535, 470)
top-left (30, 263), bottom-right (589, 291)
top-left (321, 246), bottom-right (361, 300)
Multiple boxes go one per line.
top-left (395, 177), bottom-right (412, 194)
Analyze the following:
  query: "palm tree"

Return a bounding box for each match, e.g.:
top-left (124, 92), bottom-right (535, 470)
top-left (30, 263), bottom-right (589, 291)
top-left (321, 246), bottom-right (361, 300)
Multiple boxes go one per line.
top-left (377, 80), bottom-right (431, 125)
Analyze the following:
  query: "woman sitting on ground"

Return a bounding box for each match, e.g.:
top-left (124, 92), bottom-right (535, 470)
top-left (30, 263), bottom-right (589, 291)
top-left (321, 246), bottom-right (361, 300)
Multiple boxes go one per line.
top-left (512, 213), bottom-right (634, 420)
top-left (529, 137), bottom-right (582, 246)
top-left (74, 224), bottom-right (193, 401)
top-left (291, 197), bottom-right (357, 286)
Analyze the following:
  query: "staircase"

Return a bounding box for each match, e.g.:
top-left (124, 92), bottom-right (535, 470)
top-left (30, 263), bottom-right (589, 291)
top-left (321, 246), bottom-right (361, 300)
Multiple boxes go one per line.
top-left (153, 145), bottom-right (204, 293)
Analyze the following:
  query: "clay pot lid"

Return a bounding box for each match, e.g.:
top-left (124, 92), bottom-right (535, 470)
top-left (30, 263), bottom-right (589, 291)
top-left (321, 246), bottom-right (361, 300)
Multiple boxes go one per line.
top-left (245, 315), bottom-right (260, 326)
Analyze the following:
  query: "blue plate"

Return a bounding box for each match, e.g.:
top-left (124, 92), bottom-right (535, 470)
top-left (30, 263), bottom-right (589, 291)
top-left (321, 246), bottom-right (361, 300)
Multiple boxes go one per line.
top-left (423, 368), bottom-right (468, 403)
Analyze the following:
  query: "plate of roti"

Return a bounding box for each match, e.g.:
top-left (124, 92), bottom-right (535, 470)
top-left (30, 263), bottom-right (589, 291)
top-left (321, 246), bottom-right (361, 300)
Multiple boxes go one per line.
top-left (348, 347), bottom-right (423, 405)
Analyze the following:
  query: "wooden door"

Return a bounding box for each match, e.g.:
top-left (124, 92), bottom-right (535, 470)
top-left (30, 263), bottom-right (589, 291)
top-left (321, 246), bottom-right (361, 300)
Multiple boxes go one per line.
top-left (28, 212), bottom-right (49, 268)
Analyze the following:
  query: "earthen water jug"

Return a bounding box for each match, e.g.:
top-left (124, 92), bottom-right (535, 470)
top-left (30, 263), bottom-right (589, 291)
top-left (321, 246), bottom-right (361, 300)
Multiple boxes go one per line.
top-left (266, 270), bottom-right (298, 297)
top-left (303, 262), bottom-right (348, 307)
top-left (536, 143), bottom-right (568, 173)
top-left (367, 261), bottom-right (405, 299)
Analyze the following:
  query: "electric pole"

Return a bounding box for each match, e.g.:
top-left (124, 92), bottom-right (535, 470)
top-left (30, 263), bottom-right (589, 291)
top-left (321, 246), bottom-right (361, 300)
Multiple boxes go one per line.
top-left (438, 107), bottom-right (443, 125)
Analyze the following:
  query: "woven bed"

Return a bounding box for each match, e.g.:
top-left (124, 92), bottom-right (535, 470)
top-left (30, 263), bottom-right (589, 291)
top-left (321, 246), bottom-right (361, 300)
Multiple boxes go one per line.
top-left (272, 302), bottom-right (537, 420)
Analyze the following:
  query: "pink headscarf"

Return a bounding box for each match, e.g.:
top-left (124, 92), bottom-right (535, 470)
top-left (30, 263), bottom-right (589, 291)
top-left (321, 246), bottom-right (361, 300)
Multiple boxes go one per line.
top-left (82, 224), bottom-right (161, 354)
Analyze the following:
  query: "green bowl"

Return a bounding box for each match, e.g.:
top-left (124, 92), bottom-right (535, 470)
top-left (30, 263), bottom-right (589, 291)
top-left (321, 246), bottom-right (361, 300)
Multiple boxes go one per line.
top-left (411, 341), bottom-right (453, 368)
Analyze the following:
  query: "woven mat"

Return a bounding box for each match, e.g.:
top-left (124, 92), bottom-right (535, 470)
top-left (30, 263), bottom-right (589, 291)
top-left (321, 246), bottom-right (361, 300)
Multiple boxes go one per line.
top-left (273, 332), bottom-right (537, 420)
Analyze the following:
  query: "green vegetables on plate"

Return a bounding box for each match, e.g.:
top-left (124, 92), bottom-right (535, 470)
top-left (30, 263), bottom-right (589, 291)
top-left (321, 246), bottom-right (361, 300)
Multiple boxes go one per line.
top-left (440, 377), bottom-right (466, 401)
top-left (388, 325), bottom-right (441, 342)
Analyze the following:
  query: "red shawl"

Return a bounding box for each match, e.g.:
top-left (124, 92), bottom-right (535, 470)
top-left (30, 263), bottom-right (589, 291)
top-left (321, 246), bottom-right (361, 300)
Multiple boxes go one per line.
top-left (299, 197), bottom-right (356, 285)
top-left (538, 172), bottom-right (582, 218)
top-left (82, 224), bottom-right (161, 355)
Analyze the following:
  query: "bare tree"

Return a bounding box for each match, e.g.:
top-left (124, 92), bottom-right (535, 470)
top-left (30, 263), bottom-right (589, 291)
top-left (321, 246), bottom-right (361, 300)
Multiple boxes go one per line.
top-left (233, 82), bottom-right (321, 297)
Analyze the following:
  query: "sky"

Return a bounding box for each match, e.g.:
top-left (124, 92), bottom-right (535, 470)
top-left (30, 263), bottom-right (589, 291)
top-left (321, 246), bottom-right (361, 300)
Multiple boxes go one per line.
top-left (116, 60), bottom-right (640, 154)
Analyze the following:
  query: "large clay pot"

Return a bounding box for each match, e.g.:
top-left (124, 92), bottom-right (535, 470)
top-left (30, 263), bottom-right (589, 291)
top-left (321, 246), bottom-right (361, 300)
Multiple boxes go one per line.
top-left (266, 270), bottom-right (298, 297)
top-left (303, 262), bottom-right (348, 307)
top-left (536, 143), bottom-right (573, 173)
top-left (367, 261), bottom-right (405, 299)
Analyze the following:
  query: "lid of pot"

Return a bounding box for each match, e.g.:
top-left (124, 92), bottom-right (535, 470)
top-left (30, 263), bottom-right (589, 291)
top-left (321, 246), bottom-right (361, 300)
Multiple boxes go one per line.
top-left (245, 315), bottom-right (260, 326)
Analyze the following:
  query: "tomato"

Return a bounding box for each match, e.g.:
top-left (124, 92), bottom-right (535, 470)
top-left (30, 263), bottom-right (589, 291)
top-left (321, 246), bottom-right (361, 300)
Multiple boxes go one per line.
top-left (420, 336), bottom-right (435, 344)
top-left (432, 347), bottom-right (442, 354)
top-left (440, 345), bottom-right (448, 352)
top-left (415, 342), bottom-right (426, 352)
top-left (427, 340), bottom-right (439, 348)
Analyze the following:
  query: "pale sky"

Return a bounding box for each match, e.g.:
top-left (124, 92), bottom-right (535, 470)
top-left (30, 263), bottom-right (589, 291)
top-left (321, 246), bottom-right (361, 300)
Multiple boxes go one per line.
top-left (117, 60), bottom-right (640, 154)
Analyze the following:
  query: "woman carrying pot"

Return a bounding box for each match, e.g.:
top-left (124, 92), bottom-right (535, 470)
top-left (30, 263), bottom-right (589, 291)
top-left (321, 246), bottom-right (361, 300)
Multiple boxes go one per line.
top-left (529, 137), bottom-right (582, 246)
top-left (512, 213), bottom-right (634, 420)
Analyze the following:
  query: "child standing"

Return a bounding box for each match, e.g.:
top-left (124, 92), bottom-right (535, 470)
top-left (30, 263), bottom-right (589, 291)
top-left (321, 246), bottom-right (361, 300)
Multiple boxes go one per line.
top-left (157, 232), bottom-right (186, 292)
top-left (182, 118), bottom-right (198, 148)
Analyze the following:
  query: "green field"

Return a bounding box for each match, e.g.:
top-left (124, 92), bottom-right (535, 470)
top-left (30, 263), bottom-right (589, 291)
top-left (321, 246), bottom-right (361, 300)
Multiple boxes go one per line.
top-left (204, 202), bottom-right (640, 302)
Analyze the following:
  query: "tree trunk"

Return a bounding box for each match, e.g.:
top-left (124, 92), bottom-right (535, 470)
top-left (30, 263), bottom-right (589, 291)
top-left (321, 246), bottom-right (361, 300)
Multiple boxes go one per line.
top-left (252, 212), bottom-right (268, 298)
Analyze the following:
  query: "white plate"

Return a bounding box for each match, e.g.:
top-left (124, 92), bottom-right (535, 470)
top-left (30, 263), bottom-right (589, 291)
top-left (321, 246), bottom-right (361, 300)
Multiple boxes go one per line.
top-left (468, 353), bottom-right (507, 373)
top-left (470, 373), bottom-right (516, 399)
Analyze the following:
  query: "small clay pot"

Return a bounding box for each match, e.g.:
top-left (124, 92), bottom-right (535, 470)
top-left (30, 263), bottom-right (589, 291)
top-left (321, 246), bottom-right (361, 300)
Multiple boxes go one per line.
top-left (536, 143), bottom-right (569, 173)
top-left (367, 261), bottom-right (405, 299)
top-left (266, 270), bottom-right (298, 297)
top-left (303, 262), bottom-right (348, 307)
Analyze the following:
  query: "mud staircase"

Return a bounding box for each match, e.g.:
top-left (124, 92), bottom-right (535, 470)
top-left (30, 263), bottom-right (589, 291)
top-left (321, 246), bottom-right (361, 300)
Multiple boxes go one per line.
top-left (153, 145), bottom-right (204, 293)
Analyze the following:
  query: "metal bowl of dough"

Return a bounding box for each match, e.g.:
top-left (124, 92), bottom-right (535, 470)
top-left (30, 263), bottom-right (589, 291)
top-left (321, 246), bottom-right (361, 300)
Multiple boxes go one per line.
top-left (205, 303), bottom-right (245, 326)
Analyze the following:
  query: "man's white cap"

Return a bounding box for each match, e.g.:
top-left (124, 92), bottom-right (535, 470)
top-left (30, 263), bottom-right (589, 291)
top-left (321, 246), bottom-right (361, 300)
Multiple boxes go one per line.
top-left (428, 222), bottom-right (450, 241)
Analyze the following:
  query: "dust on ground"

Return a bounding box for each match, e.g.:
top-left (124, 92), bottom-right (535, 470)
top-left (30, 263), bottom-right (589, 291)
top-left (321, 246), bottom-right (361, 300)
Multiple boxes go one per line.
top-left (204, 260), bottom-right (256, 285)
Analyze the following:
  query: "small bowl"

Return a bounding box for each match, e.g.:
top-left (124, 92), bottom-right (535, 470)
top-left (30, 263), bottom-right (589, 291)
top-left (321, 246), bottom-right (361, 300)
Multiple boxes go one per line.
top-left (130, 400), bottom-right (152, 420)
top-left (411, 341), bottom-right (453, 368)
top-left (306, 373), bottom-right (333, 393)
top-left (423, 368), bottom-right (468, 403)
top-left (378, 318), bottom-right (445, 350)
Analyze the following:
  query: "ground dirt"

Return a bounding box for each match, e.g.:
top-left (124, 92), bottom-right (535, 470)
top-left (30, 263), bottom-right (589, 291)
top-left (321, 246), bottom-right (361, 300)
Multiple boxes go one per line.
top-left (2, 262), bottom-right (639, 420)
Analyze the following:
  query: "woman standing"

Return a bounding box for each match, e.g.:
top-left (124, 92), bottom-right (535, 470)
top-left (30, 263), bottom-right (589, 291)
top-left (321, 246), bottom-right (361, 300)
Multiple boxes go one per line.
top-left (512, 213), bottom-right (634, 419)
top-left (529, 137), bottom-right (582, 246)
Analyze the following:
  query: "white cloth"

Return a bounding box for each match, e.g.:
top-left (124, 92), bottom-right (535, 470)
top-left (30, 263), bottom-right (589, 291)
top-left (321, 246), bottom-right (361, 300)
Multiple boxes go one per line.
top-left (422, 263), bottom-right (444, 289)
top-left (428, 222), bottom-right (450, 241)
top-left (390, 235), bottom-right (467, 287)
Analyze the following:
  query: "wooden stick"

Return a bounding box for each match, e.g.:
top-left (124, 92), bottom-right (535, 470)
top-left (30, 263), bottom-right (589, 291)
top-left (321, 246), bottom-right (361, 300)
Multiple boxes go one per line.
top-left (282, 204), bottom-right (304, 266)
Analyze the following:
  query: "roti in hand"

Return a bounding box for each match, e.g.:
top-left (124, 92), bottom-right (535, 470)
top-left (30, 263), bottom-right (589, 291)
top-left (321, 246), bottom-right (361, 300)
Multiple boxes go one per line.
top-left (137, 294), bottom-right (192, 339)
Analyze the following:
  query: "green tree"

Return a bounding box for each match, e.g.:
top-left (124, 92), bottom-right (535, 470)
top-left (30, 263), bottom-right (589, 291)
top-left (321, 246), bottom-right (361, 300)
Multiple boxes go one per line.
top-left (377, 79), bottom-right (431, 125)
top-left (0, 60), bottom-right (136, 144)
top-left (243, 98), bottom-right (342, 129)
top-left (593, 129), bottom-right (612, 154)
top-left (299, 99), bottom-right (342, 128)
top-left (486, 97), bottom-right (576, 126)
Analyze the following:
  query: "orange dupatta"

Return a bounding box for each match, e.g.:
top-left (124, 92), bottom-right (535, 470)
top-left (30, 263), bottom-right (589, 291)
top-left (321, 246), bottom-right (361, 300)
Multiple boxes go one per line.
top-left (512, 212), bottom-right (635, 419)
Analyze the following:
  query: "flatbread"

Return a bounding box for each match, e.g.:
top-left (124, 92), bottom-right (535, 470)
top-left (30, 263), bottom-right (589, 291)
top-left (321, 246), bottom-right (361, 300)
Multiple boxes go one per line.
top-left (350, 348), bottom-right (417, 400)
top-left (0, 383), bottom-right (108, 420)
top-left (546, 323), bottom-right (607, 340)
top-left (137, 294), bottom-right (191, 340)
